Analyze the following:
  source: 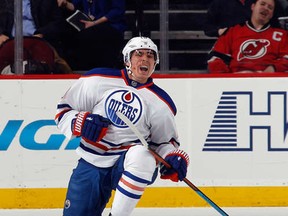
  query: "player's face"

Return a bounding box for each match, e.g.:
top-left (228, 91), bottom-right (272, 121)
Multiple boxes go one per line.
top-left (251, 0), bottom-right (274, 26)
top-left (128, 49), bottom-right (156, 83)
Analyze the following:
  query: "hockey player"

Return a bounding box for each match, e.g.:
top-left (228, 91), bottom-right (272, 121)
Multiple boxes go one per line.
top-left (55, 36), bottom-right (190, 216)
top-left (208, 0), bottom-right (288, 73)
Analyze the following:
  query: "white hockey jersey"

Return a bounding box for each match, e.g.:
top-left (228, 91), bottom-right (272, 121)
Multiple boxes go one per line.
top-left (55, 68), bottom-right (180, 168)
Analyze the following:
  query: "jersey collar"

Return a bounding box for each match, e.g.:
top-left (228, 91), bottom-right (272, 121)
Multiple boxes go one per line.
top-left (121, 68), bottom-right (154, 89)
top-left (246, 20), bottom-right (271, 32)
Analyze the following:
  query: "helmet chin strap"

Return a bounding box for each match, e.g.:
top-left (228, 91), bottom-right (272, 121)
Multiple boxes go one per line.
top-left (151, 64), bottom-right (157, 74)
top-left (126, 62), bottom-right (133, 75)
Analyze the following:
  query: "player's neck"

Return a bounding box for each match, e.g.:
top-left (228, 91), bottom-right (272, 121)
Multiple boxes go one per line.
top-left (128, 71), bottom-right (148, 84)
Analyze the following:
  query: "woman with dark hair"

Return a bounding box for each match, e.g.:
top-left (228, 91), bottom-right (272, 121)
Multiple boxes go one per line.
top-left (57, 0), bottom-right (127, 70)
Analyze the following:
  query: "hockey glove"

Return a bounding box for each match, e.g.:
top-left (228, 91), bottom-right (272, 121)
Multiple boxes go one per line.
top-left (72, 112), bottom-right (111, 143)
top-left (160, 149), bottom-right (189, 182)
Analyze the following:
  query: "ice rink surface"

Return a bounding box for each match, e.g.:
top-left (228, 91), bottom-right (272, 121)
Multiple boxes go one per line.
top-left (0, 207), bottom-right (288, 216)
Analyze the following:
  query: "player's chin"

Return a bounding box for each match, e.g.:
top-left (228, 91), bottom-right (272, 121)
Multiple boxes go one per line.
top-left (138, 69), bottom-right (151, 77)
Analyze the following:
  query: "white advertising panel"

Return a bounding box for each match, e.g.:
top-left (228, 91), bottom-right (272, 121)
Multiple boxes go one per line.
top-left (157, 77), bottom-right (288, 187)
top-left (1, 75), bottom-right (288, 207)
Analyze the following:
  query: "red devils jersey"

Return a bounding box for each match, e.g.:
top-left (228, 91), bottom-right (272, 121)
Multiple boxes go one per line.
top-left (208, 21), bottom-right (288, 73)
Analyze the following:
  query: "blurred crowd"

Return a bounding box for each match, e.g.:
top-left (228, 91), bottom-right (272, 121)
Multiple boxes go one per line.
top-left (0, 0), bottom-right (126, 74)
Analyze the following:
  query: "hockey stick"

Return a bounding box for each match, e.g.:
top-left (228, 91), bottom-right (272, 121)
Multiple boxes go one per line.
top-left (116, 111), bottom-right (229, 216)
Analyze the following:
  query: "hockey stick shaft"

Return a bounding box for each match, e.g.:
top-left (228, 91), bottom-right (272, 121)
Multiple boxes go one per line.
top-left (116, 111), bottom-right (229, 216)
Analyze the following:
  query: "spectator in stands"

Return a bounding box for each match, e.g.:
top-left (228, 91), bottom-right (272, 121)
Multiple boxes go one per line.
top-left (57, 0), bottom-right (127, 71)
top-left (0, 0), bottom-right (72, 74)
top-left (207, 0), bottom-right (288, 74)
top-left (203, 0), bottom-right (285, 37)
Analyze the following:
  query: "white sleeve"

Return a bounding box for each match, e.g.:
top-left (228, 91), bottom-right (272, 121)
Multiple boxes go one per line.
top-left (149, 103), bottom-right (179, 144)
top-left (56, 110), bottom-right (78, 139)
top-left (148, 99), bottom-right (180, 158)
top-left (155, 143), bottom-right (177, 159)
top-left (55, 77), bottom-right (100, 139)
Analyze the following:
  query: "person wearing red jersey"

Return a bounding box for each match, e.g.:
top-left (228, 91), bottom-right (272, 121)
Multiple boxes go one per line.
top-left (208, 0), bottom-right (288, 73)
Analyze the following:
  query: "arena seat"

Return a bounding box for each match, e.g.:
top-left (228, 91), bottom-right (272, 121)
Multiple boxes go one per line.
top-left (0, 36), bottom-right (55, 74)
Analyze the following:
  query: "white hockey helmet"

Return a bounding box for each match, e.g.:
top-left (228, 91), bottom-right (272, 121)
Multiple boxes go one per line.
top-left (122, 37), bottom-right (159, 65)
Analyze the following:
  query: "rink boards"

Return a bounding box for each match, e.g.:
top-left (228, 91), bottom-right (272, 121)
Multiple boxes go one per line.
top-left (1, 74), bottom-right (288, 208)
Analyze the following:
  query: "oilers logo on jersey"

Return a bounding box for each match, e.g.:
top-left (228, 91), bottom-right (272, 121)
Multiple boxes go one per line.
top-left (105, 89), bottom-right (142, 128)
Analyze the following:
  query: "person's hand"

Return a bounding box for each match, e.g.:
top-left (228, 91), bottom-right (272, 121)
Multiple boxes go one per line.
top-left (0, 34), bottom-right (9, 46)
top-left (72, 112), bottom-right (111, 143)
top-left (234, 70), bottom-right (254, 73)
top-left (81, 20), bottom-right (96, 29)
top-left (81, 16), bottom-right (108, 29)
top-left (33, 34), bottom-right (44, 38)
top-left (262, 65), bottom-right (275, 73)
top-left (160, 149), bottom-right (190, 182)
top-left (57, 0), bottom-right (74, 10)
top-left (57, 0), bottom-right (67, 7)
top-left (218, 27), bottom-right (227, 36)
